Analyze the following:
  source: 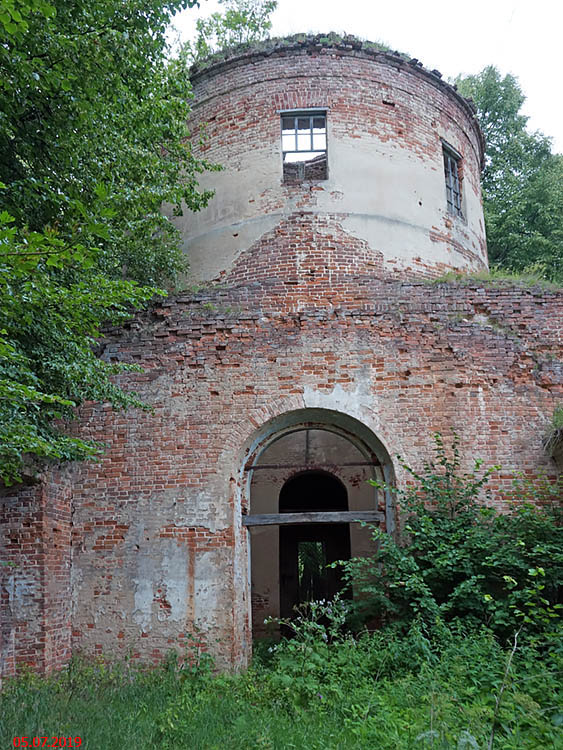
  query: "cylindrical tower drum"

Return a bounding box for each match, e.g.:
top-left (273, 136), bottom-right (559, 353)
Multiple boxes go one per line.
top-left (172, 36), bottom-right (487, 284)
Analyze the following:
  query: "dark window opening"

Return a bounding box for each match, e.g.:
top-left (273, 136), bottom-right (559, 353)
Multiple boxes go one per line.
top-left (298, 540), bottom-right (326, 603)
top-left (279, 471), bottom-right (350, 619)
top-left (443, 145), bottom-right (463, 217)
top-left (282, 112), bottom-right (327, 183)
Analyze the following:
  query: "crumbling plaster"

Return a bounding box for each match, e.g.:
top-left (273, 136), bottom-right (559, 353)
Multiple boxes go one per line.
top-left (172, 43), bottom-right (486, 282)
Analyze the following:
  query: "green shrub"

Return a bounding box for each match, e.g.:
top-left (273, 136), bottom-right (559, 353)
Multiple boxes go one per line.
top-left (340, 434), bottom-right (562, 639)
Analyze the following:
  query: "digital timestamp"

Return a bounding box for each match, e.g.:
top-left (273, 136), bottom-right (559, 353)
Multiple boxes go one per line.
top-left (12, 740), bottom-right (82, 748)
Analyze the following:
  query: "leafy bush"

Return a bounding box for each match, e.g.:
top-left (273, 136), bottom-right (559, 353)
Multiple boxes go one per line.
top-left (340, 434), bottom-right (562, 639)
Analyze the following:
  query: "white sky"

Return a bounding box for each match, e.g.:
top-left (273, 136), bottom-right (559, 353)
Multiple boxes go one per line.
top-left (171, 0), bottom-right (563, 154)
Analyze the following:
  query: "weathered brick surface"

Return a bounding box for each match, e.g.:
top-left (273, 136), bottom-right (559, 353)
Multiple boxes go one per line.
top-left (191, 39), bottom-right (483, 176)
top-left (38, 276), bottom-right (563, 664)
top-left (1, 39), bottom-right (561, 678)
top-left (2, 276), bottom-right (562, 676)
top-left (179, 38), bottom-right (487, 283)
top-left (1, 470), bottom-right (72, 677)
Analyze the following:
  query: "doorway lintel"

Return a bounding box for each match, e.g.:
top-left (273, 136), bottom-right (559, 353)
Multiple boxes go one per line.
top-left (243, 510), bottom-right (384, 526)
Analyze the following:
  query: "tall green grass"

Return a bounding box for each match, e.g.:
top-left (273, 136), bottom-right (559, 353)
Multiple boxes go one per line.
top-left (1, 625), bottom-right (561, 749)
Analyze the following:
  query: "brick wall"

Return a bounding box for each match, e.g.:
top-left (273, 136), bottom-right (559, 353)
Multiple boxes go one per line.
top-left (1, 469), bottom-right (72, 678)
top-left (2, 276), bottom-right (561, 677)
top-left (66, 279), bottom-right (563, 670)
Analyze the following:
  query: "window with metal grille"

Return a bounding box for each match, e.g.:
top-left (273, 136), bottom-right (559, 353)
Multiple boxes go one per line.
top-left (443, 146), bottom-right (462, 217)
top-left (281, 111), bottom-right (327, 182)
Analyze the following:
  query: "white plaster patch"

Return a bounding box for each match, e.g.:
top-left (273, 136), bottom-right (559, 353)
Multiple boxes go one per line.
top-left (183, 213), bottom-right (281, 282)
top-left (132, 548), bottom-right (155, 631)
top-left (303, 382), bottom-right (373, 421)
top-left (193, 549), bottom-right (230, 629)
top-left (160, 541), bottom-right (189, 623)
top-left (10, 572), bottom-right (38, 618)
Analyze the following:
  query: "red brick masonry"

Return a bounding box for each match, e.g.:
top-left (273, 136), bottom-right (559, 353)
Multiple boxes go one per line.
top-left (2, 276), bottom-right (561, 676)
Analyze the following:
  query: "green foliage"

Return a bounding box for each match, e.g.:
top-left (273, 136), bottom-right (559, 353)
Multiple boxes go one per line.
top-left (543, 403), bottom-right (563, 459)
top-left (1, 625), bottom-right (561, 749)
top-left (340, 434), bottom-right (563, 639)
top-left (552, 405), bottom-right (563, 431)
top-left (456, 67), bottom-right (563, 282)
top-left (0, 0), bottom-right (216, 483)
top-left (261, 596), bottom-right (351, 707)
top-left (181, 0), bottom-right (277, 63)
top-left (0, 205), bottom-right (157, 483)
top-left (0, 0), bottom-right (215, 284)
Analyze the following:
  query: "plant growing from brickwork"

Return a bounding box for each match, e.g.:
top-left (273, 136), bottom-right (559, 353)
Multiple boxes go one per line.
top-left (543, 404), bottom-right (563, 459)
top-left (339, 434), bottom-right (563, 640)
top-left (179, 0), bottom-right (278, 64)
top-left (429, 268), bottom-right (562, 290)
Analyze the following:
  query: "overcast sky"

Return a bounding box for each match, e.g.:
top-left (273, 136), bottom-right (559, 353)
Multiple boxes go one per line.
top-left (171, 0), bottom-right (563, 154)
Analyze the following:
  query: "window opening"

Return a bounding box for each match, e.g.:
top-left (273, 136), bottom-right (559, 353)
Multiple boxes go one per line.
top-left (443, 146), bottom-right (462, 217)
top-left (282, 112), bottom-right (327, 183)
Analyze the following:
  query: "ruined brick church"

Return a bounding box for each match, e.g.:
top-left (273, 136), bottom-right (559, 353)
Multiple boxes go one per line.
top-left (1, 36), bottom-right (561, 677)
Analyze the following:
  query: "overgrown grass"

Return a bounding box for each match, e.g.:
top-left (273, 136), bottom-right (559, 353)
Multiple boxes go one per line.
top-left (1, 625), bottom-right (561, 749)
top-left (191, 32), bottom-right (397, 72)
top-left (2, 441), bottom-right (561, 747)
top-left (428, 267), bottom-right (562, 290)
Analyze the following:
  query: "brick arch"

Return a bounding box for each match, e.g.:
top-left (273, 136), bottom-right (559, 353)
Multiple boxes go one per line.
top-left (240, 410), bottom-right (395, 538)
top-left (238, 409), bottom-right (396, 639)
top-left (239, 407), bottom-right (396, 490)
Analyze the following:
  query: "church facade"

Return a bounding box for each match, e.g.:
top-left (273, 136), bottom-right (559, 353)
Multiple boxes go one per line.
top-left (1, 37), bottom-right (561, 677)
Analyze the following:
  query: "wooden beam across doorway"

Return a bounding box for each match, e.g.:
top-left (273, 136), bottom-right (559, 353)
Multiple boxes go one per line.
top-left (242, 511), bottom-right (384, 527)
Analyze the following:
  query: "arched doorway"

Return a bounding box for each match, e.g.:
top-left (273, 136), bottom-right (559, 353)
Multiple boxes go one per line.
top-left (243, 413), bottom-right (394, 637)
top-left (279, 471), bottom-right (350, 618)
